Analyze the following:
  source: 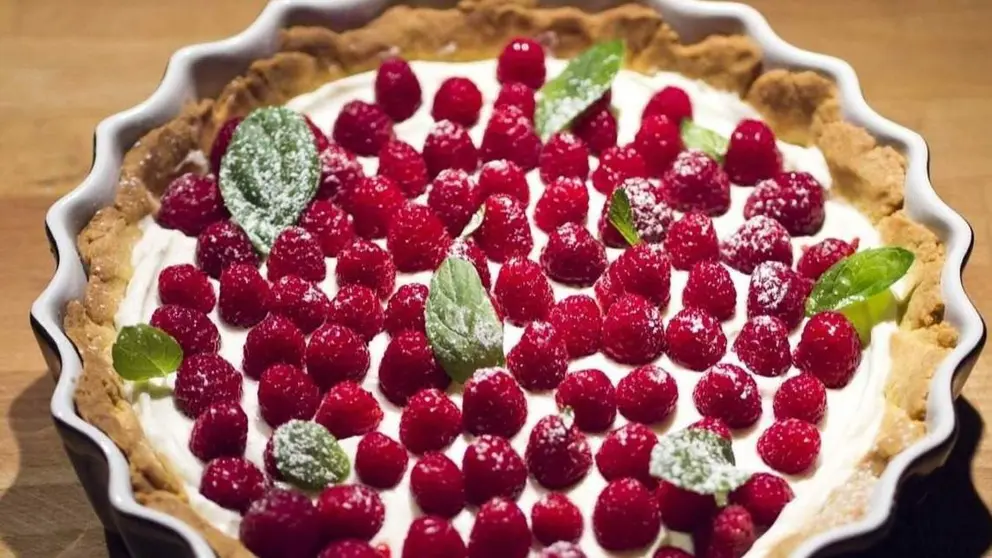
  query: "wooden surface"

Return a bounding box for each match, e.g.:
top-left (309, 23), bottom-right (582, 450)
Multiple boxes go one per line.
top-left (0, 0), bottom-right (990, 556)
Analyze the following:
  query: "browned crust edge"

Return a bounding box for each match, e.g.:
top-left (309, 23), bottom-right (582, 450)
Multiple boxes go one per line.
top-left (62, 1), bottom-right (955, 556)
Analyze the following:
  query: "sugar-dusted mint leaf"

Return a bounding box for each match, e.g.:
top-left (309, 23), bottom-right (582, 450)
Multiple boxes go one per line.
top-left (649, 428), bottom-right (749, 497)
top-left (461, 205), bottom-right (486, 239)
top-left (805, 246), bottom-right (914, 317)
top-left (607, 187), bottom-right (641, 246)
top-left (272, 420), bottom-right (350, 491)
top-left (681, 120), bottom-right (729, 162)
top-left (112, 324), bottom-right (183, 381)
top-left (425, 256), bottom-right (505, 383)
top-left (219, 106), bottom-right (320, 254)
top-left (535, 40), bottom-right (624, 139)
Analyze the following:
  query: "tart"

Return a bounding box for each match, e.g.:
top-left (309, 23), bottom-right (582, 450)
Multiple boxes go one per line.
top-left (63, 1), bottom-right (958, 557)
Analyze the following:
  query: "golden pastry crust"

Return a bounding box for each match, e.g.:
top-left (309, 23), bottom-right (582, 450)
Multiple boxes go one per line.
top-left (63, 0), bottom-right (955, 556)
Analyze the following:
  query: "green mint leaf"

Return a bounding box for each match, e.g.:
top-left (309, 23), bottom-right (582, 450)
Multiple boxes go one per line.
top-left (535, 40), bottom-right (625, 139)
top-left (841, 289), bottom-right (897, 345)
top-left (649, 428), bottom-right (749, 497)
top-left (681, 120), bottom-right (729, 162)
top-left (272, 420), bottom-right (350, 491)
top-left (425, 256), bottom-right (505, 383)
top-left (461, 205), bottom-right (486, 239)
top-left (805, 247), bottom-right (914, 316)
top-left (112, 324), bottom-right (183, 381)
top-left (219, 106), bottom-right (320, 254)
top-left (607, 188), bottom-right (641, 246)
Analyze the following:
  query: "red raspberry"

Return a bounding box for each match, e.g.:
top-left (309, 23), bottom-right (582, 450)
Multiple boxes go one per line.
top-left (448, 239), bottom-right (492, 289)
top-left (656, 480), bottom-right (717, 533)
top-left (314, 381), bottom-right (383, 439)
top-left (692, 504), bottom-right (756, 558)
top-left (477, 159), bottom-right (529, 203)
top-left (797, 238), bottom-right (858, 280)
top-left (333, 100), bottom-right (395, 156)
top-left (317, 143), bottom-right (365, 201)
top-left (634, 114), bottom-right (683, 176)
top-left (693, 363), bottom-right (762, 429)
top-left (174, 353), bottom-right (241, 418)
top-left (304, 116), bottom-right (331, 153)
top-left (400, 388), bottom-right (462, 454)
top-left (150, 305), bottom-right (219, 356)
top-left (468, 497), bottom-right (531, 558)
top-left (428, 169), bottom-right (481, 236)
top-left (642, 86), bottom-right (693, 123)
top-left (410, 452), bottom-right (466, 518)
top-left (269, 275), bottom-right (329, 334)
top-left (733, 316), bottom-right (791, 377)
top-left (774, 373), bottom-right (827, 423)
top-left (497, 37), bottom-right (546, 88)
top-left (243, 314), bottom-right (306, 379)
top-left (378, 139), bottom-right (429, 198)
top-left (423, 120), bottom-right (480, 179)
top-left (340, 176), bottom-right (407, 240)
top-left (189, 401), bottom-right (247, 461)
top-left (572, 105), bottom-right (618, 155)
top-left (375, 57), bottom-right (422, 122)
top-left (744, 172), bottom-right (825, 236)
top-left (195, 220), bottom-right (259, 279)
top-left (258, 364), bottom-right (319, 427)
top-left (595, 422), bottom-right (657, 485)
top-left (535, 177), bottom-right (590, 234)
top-left (508, 321), bottom-right (568, 391)
top-left (298, 200), bottom-right (357, 257)
top-left (474, 194), bottom-right (533, 263)
top-left (462, 435), bottom-right (527, 505)
top-left (329, 285), bottom-right (385, 341)
top-left (721, 216), bottom-right (793, 274)
top-left (617, 365), bottom-right (678, 424)
top-left (402, 516), bottom-right (466, 558)
top-left (526, 414), bottom-right (592, 489)
top-left (493, 257), bottom-right (553, 325)
top-left (337, 239), bottom-right (397, 298)
top-left (689, 416), bottom-right (733, 440)
top-left (531, 492), bottom-right (583, 545)
top-left (682, 261), bottom-right (737, 321)
top-left (599, 178), bottom-right (675, 247)
top-left (385, 283), bottom-right (428, 335)
top-left (432, 77), bottom-right (483, 127)
top-left (306, 323), bottom-right (370, 389)
top-left (664, 212), bottom-right (719, 270)
top-left (378, 330), bottom-right (449, 406)
top-left (462, 367), bottom-right (527, 437)
top-left (539, 132), bottom-right (590, 185)
top-left (593, 478), bottom-right (662, 551)
top-left (200, 457), bottom-right (267, 513)
top-left (548, 295), bottom-right (602, 359)
top-left (555, 369), bottom-right (616, 432)
top-left (210, 117), bottom-right (242, 176)
top-left (665, 307), bottom-right (727, 371)
top-left (747, 262), bottom-right (810, 330)
top-left (157, 173), bottom-right (228, 236)
top-left (757, 418), bottom-right (821, 475)
top-left (541, 224), bottom-right (606, 287)
top-left (387, 203), bottom-right (452, 273)
top-left (591, 145), bottom-right (647, 195)
top-left (494, 82), bottom-right (536, 120)
top-left (354, 432), bottom-right (408, 489)
top-left (158, 264), bottom-right (216, 313)
top-left (317, 540), bottom-right (378, 558)
top-left (608, 243), bottom-right (673, 307)
top-left (794, 310), bottom-right (862, 387)
top-left (240, 489), bottom-right (323, 558)
top-left (480, 105), bottom-right (542, 171)
top-left (663, 150), bottom-right (731, 216)
top-left (316, 484), bottom-right (385, 541)
top-left (723, 119), bottom-right (782, 186)
top-left (267, 227), bottom-right (326, 283)
top-left (730, 472), bottom-right (794, 528)
top-left (218, 263), bottom-right (270, 328)
top-left (602, 294), bottom-right (666, 365)
top-left (654, 547), bottom-right (693, 558)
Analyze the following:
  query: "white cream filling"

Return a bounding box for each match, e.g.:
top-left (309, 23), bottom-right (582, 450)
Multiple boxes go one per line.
top-left (118, 59), bottom-right (896, 556)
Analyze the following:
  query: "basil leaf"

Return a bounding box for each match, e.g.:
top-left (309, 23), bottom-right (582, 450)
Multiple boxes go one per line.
top-left (649, 428), bottom-right (749, 496)
top-left (112, 324), bottom-right (183, 381)
top-left (805, 247), bottom-right (914, 316)
top-left (535, 40), bottom-right (625, 139)
top-left (219, 107), bottom-right (320, 254)
top-left (681, 120), bottom-right (729, 162)
top-left (425, 256), bottom-right (505, 383)
top-left (607, 188), bottom-right (641, 246)
top-left (272, 420), bottom-right (350, 491)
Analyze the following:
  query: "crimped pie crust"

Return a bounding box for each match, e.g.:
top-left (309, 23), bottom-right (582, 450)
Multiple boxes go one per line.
top-left (62, 1), bottom-right (956, 556)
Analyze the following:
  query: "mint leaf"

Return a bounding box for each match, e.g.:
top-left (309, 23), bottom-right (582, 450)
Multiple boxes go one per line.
top-left (272, 420), bottom-right (350, 491)
top-left (219, 106), bottom-right (320, 254)
top-left (805, 247), bottom-right (914, 316)
top-left (649, 428), bottom-right (749, 497)
top-left (461, 205), bottom-right (485, 239)
top-left (607, 188), bottom-right (640, 246)
top-left (112, 324), bottom-right (183, 381)
top-left (425, 256), bottom-right (505, 383)
top-left (681, 120), bottom-right (729, 162)
top-left (535, 40), bottom-right (624, 139)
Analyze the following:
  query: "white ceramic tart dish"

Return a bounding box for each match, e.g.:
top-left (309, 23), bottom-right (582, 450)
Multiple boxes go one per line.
top-left (31, 1), bottom-right (984, 558)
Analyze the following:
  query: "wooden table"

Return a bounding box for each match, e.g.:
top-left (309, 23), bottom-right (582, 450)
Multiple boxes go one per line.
top-left (1, 0), bottom-right (990, 556)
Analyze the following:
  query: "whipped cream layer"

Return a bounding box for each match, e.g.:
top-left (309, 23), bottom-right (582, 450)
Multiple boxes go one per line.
top-left (118, 59), bottom-right (895, 557)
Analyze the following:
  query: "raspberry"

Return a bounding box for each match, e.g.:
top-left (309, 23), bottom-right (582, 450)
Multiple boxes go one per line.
top-left (634, 114), bottom-right (683, 176)
top-left (663, 151), bottom-right (731, 216)
top-left (195, 220), bottom-right (259, 279)
top-left (262, 437), bottom-right (280, 480)
top-left (378, 330), bottom-right (449, 406)
top-left (539, 132), bottom-right (590, 185)
top-left (258, 364), bottom-right (319, 427)
top-left (200, 457), bottom-right (267, 513)
top-left (508, 321), bottom-right (568, 391)
top-left (340, 176), bottom-right (407, 240)
top-left (665, 307), bottom-right (727, 371)
top-left (158, 264), bottom-right (215, 313)
top-left (468, 497), bottom-right (531, 558)
top-left (410, 452), bottom-right (466, 518)
top-left (497, 37), bottom-right (546, 88)
top-left (336, 239), bottom-right (397, 298)
top-left (400, 388), bottom-right (462, 454)
top-left (774, 373), bottom-right (827, 424)
top-left (591, 145), bottom-right (647, 195)
top-left (403, 517), bottom-right (466, 558)
top-left (746, 261), bottom-right (810, 330)
top-left (316, 484), bottom-right (385, 541)
top-left (480, 105), bottom-right (542, 171)
top-left (723, 119), bottom-right (782, 186)
top-left (150, 305), bottom-right (219, 356)
top-left (189, 401), bottom-right (248, 461)
top-left (593, 478), bottom-right (662, 551)
top-left (385, 283), bottom-right (428, 335)
top-left (599, 178), bottom-right (675, 247)
top-left (157, 173), bottom-right (228, 236)
top-left (462, 435), bottom-right (527, 505)
top-left (733, 316), bottom-right (791, 377)
top-left (642, 86), bottom-right (693, 123)
top-left (329, 285), bottom-right (385, 342)
top-left (173, 353), bottom-right (241, 418)
top-left (730, 472), bottom-right (794, 528)
top-left (692, 504), bottom-right (756, 558)
top-left (535, 177), bottom-right (590, 234)
top-left (654, 547), bottom-right (694, 558)
top-left (378, 139), bottom-right (429, 198)
top-left (541, 542), bottom-right (587, 558)
top-left (656, 480), bottom-right (717, 533)
top-left (607, 243), bottom-right (673, 307)
top-left (682, 261), bottom-right (736, 321)
top-left (333, 100), bottom-right (395, 156)
top-left (693, 363), bottom-right (762, 429)
top-left (306, 323), bottom-right (370, 389)
top-left (427, 169), bottom-right (481, 236)
top-left (494, 81), bottom-right (536, 120)
top-left (477, 159), bottom-right (529, 204)
top-left (617, 365), bottom-right (678, 424)
top-left (243, 314), bottom-right (306, 379)
top-left (217, 263), bottom-right (270, 328)
top-left (387, 203), bottom-right (452, 273)
top-left (493, 257), bottom-right (553, 326)
top-left (797, 238), bottom-right (858, 280)
top-left (688, 417), bottom-right (733, 441)
top-left (474, 194), bottom-right (533, 263)
top-left (314, 381), bottom-right (383, 439)
top-left (423, 119), bottom-right (480, 179)
top-left (555, 369), bottom-right (616, 432)
top-left (240, 489), bottom-right (323, 558)
top-left (304, 116), bottom-right (331, 152)
top-left (267, 227), bottom-right (326, 283)
top-left (432, 77), bottom-right (483, 127)
top-left (317, 540), bottom-right (379, 558)
top-left (794, 310), bottom-right (862, 387)
top-left (268, 275), bottom-right (329, 334)
top-left (548, 295), bottom-right (602, 359)
top-left (210, 117), bottom-right (242, 176)
top-left (526, 414), bottom-right (592, 489)
top-left (572, 104), bottom-right (617, 155)
top-left (602, 294), bottom-right (666, 365)
top-left (462, 367), bottom-right (527, 437)
top-left (375, 57), bottom-right (422, 122)
top-left (721, 216), bottom-right (793, 274)
top-left (448, 239), bottom-right (492, 289)
top-left (664, 212), bottom-right (719, 270)
top-left (317, 143), bottom-right (365, 201)
top-left (354, 432), bottom-right (408, 489)
top-left (298, 200), bottom-right (357, 257)
top-left (596, 422), bottom-right (657, 485)
top-left (745, 172), bottom-right (825, 236)
top-left (531, 493), bottom-right (583, 545)
top-left (540, 224), bottom-right (606, 287)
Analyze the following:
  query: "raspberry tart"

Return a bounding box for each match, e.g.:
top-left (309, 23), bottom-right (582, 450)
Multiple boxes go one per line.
top-left (63, 1), bottom-right (959, 557)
